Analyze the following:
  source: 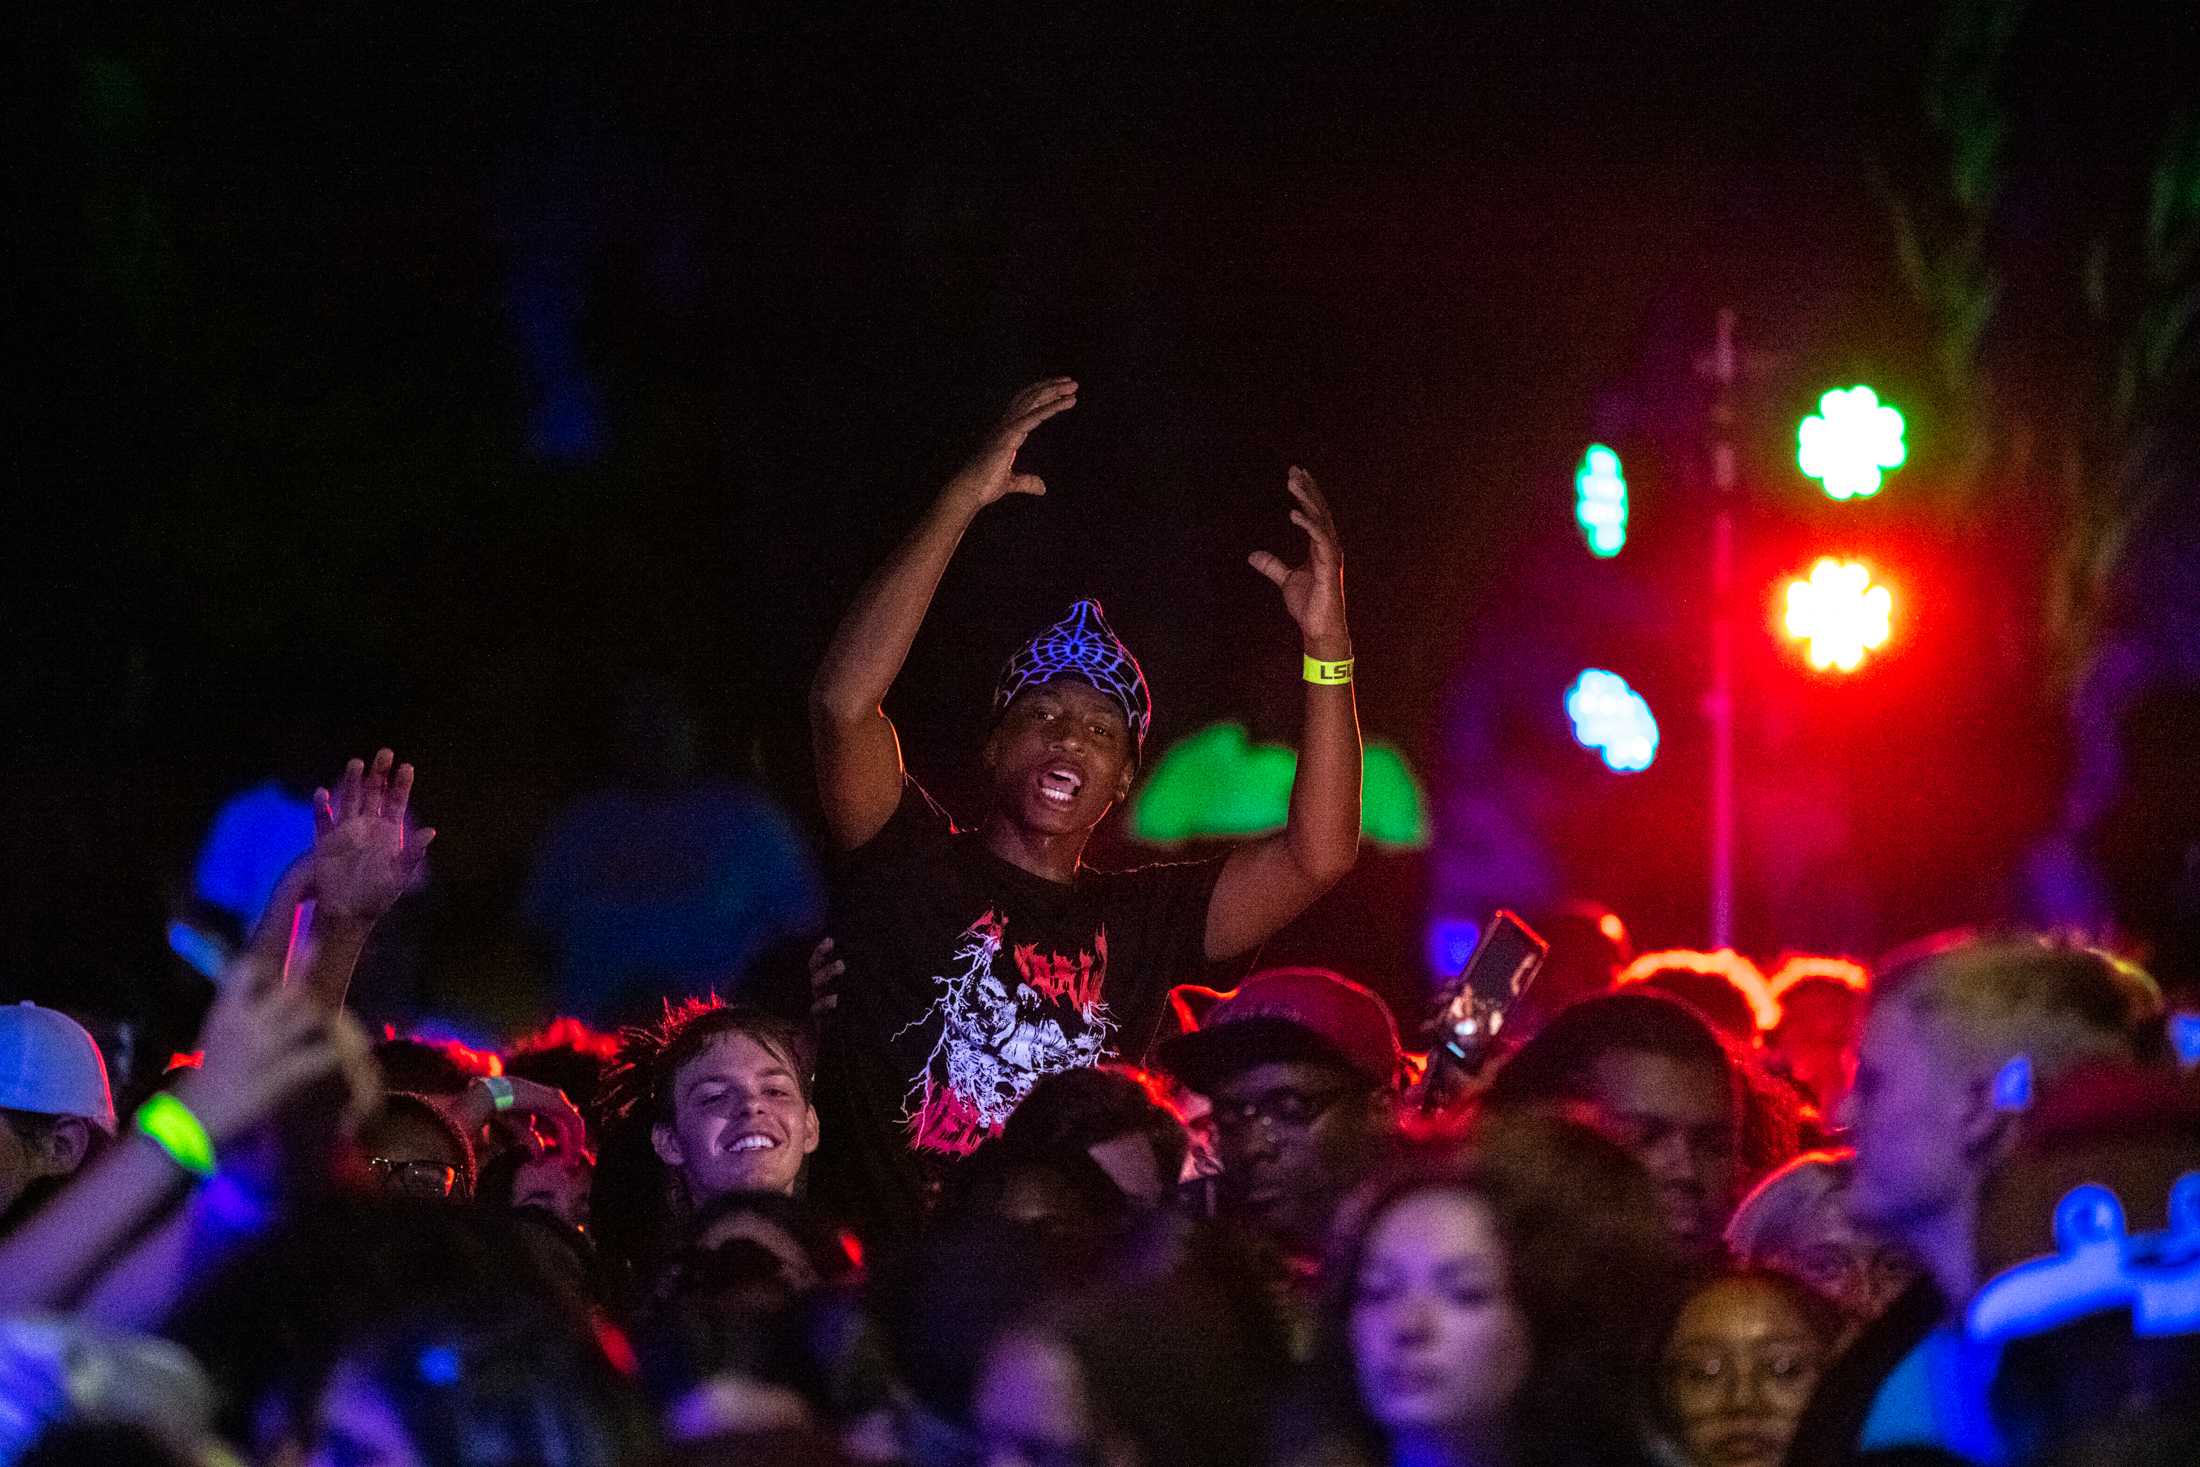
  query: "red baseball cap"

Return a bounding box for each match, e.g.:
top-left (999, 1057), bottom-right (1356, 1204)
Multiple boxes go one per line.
top-left (1156, 967), bottom-right (1405, 1096)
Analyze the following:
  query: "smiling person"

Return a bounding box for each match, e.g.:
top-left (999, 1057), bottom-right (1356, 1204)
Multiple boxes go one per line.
top-left (807, 379), bottom-right (1362, 1242)
top-left (606, 1000), bottom-right (821, 1231)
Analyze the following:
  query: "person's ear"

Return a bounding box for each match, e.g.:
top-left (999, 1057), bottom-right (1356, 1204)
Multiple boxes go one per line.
top-left (651, 1121), bottom-right (686, 1170)
top-left (1113, 763), bottom-right (1134, 802)
top-left (801, 1105), bottom-right (821, 1157)
top-left (31, 1117), bottom-right (92, 1178)
top-left (1957, 1073), bottom-right (2015, 1170)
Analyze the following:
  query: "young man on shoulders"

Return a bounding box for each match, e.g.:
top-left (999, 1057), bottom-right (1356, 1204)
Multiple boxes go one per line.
top-left (806, 379), bottom-right (1362, 1242)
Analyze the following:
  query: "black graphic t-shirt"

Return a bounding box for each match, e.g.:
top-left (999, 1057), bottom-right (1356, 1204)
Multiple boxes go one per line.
top-left (813, 776), bottom-right (1231, 1244)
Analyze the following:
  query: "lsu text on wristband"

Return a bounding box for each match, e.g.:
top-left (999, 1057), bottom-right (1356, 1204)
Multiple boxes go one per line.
top-left (1302, 653), bottom-right (1355, 686)
top-left (481, 1076), bottom-right (516, 1112)
top-left (135, 1092), bottom-right (217, 1179)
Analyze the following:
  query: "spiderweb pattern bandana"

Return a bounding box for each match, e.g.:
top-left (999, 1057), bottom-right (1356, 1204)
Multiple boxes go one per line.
top-left (992, 599), bottom-right (1152, 753)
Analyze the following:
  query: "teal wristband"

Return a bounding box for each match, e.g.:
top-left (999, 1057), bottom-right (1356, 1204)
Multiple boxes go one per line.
top-left (136, 1092), bottom-right (217, 1179)
top-left (481, 1076), bottom-right (516, 1112)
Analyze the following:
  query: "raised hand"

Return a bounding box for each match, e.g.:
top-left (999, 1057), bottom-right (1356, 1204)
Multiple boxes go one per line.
top-left (944, 378), bottom-right (1078, 508)
top-left (311, 749), bottom-right (436, 923)
top-left (182, 949), bottom-right (376, 1146)
top-left (461, 1075), bottom-right (590, 1162)
top-left (1248, 466), bottom-right (1351, 655)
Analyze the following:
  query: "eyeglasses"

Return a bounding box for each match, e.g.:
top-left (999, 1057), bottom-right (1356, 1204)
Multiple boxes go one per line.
top-left (1209, 1084), bottom-right (1363, 1137)
top-left (368, 1156), bottom-right (465, 1200)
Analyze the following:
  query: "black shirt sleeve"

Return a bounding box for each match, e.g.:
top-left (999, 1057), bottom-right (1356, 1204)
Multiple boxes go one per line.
top-left (1098, 852), bottom-right (1249, 1060)
top-left (840, 774), bottom-right (958, 879)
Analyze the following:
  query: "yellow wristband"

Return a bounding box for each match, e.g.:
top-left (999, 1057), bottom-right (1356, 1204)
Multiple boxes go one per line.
top-left (1302, 653), bottom-right (1355, 686)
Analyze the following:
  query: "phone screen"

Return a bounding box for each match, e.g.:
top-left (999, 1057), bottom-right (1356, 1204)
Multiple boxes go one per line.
top-left (1433, 910), bottom-right (1548, 1059)
top-left (1462, 911), bottom-right (1548, 1006)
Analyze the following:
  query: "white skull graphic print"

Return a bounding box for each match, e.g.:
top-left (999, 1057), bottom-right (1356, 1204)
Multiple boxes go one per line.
top-left (898, 909), bottom-right (1117, 1155)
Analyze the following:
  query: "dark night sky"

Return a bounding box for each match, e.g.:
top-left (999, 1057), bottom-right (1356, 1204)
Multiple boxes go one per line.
top-left (10, 3), bottom-right (2188, 1030)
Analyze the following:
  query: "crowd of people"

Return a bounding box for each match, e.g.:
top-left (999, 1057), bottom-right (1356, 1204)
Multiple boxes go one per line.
top-left (3, 382), bottom-right (2196, 1467)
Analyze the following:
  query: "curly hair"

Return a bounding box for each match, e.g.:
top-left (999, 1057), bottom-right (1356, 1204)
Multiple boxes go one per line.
top-left (1307, 1115), bottom-right (1686, 1467)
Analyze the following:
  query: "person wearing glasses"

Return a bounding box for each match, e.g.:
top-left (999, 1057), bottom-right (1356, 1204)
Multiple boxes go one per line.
top-left (356, 1092), bottom-right (477, 1202)
top-left (1156, 969), bottom-right (1406, 1297)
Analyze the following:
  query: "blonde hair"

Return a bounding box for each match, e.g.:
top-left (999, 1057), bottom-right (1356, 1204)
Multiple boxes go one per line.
top-left (1725, 1149), bottom-right (1852, 1263)
top-left (1872, 933), bottom-right (2162, 1083)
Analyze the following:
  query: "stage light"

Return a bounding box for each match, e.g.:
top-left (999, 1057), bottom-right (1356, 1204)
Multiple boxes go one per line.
top-left (1565, 669), bottom-right (1658, 772)
top-left (1131, 722), bottom-right (1430, 847)
top-left (1618, 948), bottom-right (1780, 1031)
top-left (1798, 386), bottom-right (1906, 500)
top-left (1767, 954), bottom-right (1870, 1001)
top-left (1574, 444), bottom-right (1628, 557)
top-left (1782, 558), bottom-right (1893, 671)
top-left (1425, 917), bottom-right (1482, 978)
top-left (2171, 1013), bottom-right (2200, 1071)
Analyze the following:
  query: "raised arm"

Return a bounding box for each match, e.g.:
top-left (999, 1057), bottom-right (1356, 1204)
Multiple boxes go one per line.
top-left (0, 950), bottom-right (368, 1315)
top-left (1205, 467), bottom-right (1363, 960)
top-left (808, 378), bottom-right (1078, 849)
top-left (293, 748), bottom-right (436, 1009)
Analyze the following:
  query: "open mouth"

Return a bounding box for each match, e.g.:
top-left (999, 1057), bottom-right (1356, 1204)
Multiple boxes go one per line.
top-left (725, 1133), bottom-right (781, 1154)
top-left (1036, 764), bottom-right (1085, 807)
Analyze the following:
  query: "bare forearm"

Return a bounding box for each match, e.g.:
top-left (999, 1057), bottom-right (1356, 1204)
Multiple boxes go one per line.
top-left (810, 487), bottom-right (982, 721)
top-left (0, 1133), bottom-right (192, 1312)
top-left (75, 1206), bottom-right (194, 1330)
top-left (1206, 466), bottom-right (1361, 959)
top-left (1284, 654), bottom-right (1363, 887)
top-left (291, 911), bottom-right (373, 1011)
top-left (1202, 647), bottom-right (1363, 961)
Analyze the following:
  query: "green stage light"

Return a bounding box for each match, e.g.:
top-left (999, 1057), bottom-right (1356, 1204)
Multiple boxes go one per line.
top-left (1574, 444), bottom-right (1628, 557)
top-left (1129, 722), bottom-right (1428, 849)
top-left (1798, 386), bottom-right (1906, 500)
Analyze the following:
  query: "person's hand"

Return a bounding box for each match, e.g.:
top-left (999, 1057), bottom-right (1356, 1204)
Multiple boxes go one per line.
top-left (310, 749), bottom-right (436, 924)
top-left (464, 1075), bottom-right (588, 1160)
top-left (177, 950), bottom-right (372, 1146)
top-left (808, 935), bottom-right (845, 1020)
top-left (943, 378), bottom-right (1078, 508)
top-left (1249, 466), bottom-right (1350, 656)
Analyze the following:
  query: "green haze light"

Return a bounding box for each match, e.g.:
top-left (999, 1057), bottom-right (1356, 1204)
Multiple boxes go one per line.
top-left (1129, 722), bottom-right (1428, 849)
